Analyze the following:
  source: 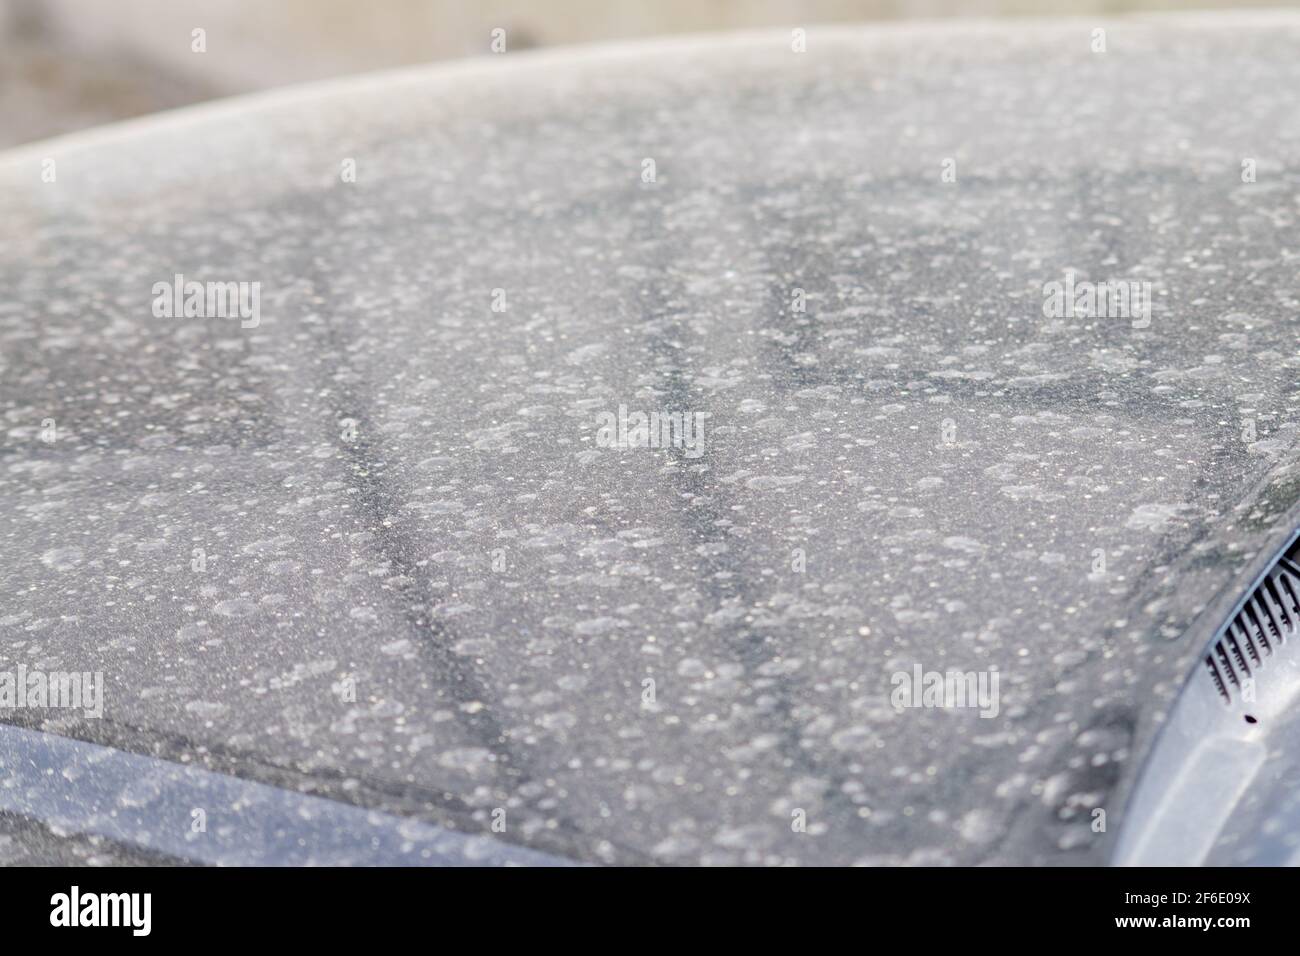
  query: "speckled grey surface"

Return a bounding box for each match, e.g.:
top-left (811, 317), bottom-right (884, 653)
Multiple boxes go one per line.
top-left (3, 14), bottom-right (1300, 865)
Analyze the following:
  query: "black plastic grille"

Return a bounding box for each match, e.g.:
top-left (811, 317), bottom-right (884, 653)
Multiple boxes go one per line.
top-left (1204, 541), bottom-right (1300, 704)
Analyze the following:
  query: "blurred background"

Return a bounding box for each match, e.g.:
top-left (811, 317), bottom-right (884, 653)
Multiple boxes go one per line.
top-left (1, 0), bottom-right (1295, 149)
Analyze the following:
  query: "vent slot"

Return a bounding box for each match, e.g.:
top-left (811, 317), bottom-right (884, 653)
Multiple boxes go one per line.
top-left (1204, 538), bottom-right (1300, 704)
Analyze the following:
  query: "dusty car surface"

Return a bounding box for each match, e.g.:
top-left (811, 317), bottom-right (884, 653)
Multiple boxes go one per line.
top-left (3, 12), bottom-right (1300, 866)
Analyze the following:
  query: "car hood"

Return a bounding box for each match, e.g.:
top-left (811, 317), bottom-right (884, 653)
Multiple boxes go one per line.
top-left (3, 12), bottom-right (1300, 865)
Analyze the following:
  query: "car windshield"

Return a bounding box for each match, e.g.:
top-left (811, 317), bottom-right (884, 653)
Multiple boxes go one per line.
top-left (4, 17), bottom-right (1300, 866)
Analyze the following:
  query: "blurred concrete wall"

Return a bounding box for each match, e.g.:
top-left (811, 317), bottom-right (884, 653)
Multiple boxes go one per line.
top-left (2, 0), bottom-right (1295, 147)
top-left (28, 0), bottom-right (1298, 90)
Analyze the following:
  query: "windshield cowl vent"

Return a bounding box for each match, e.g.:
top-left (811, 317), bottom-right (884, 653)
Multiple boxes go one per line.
top-left (1204, 545), bottom-right (1300, 704)
top-left (1116, 531), bottom-right (1300, 865)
